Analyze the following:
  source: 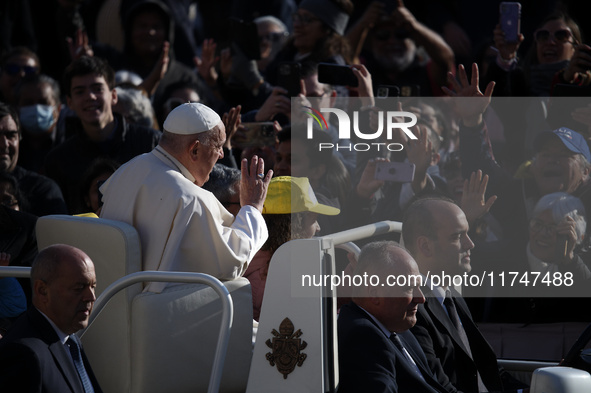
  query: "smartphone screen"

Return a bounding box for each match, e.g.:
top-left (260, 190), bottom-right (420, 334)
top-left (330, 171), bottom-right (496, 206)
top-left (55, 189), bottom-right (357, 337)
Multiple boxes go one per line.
top-left (500, 2), bottom-right (521, 43)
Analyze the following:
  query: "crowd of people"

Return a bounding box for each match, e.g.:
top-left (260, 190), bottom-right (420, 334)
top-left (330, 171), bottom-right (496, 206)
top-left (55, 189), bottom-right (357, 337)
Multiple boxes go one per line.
top-left (1, 0), bottom-right (591, 391)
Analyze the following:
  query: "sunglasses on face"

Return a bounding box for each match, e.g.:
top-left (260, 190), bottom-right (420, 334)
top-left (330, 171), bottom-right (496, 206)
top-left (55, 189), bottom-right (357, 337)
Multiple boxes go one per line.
top-left (259, 31), bottom-right (289, 43)
top-left (3, 63), bottom-right (38, 76)
top-left (534, 29), bottom-right (574, 44)
top-left (374, 28), bottom-right (411, 41)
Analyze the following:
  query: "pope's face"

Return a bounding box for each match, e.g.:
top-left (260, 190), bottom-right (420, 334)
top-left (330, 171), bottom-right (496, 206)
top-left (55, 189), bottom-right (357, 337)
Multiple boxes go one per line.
top-left (193, 124), bottom-right (226, 186)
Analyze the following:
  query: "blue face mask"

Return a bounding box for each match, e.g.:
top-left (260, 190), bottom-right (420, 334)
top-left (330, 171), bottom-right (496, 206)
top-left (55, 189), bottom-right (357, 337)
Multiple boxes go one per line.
top-left (19, 104), bottom-right (55, 134)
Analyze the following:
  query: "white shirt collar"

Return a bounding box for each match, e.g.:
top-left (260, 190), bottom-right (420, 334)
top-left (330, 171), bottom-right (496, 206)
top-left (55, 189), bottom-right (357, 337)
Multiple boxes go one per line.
top-left (153, 145), bottom-right (196, 183)
top-left (37, 308), bottom-right (70, 345)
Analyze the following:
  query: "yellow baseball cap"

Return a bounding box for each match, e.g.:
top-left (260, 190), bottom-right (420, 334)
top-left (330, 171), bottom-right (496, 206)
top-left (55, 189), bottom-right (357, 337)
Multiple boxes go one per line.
top-left (262, 176), bottom-right (340, 215)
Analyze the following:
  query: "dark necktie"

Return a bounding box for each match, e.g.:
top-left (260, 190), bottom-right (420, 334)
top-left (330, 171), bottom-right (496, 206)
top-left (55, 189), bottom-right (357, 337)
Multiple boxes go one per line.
top-left (444, 290), bottom-right (488, 392)
top-left (67, 336), bottom-right (95, 393)
top-left (390, 333), bottom-right (424, 381)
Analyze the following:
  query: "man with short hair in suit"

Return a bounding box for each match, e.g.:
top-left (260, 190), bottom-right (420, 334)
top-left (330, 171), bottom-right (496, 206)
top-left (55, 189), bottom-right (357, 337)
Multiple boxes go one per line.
top-left (0, 244), bottom-right (102, 392)
top-left (403, 196), bottom-right (528, 392)
top-left (338, 240), bottom-right (456, 393)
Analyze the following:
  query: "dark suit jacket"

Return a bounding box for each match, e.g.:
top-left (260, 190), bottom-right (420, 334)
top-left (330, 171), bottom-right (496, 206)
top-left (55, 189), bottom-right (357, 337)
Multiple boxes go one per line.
top-left (411, 287), bottom-right (527, 392)
top-left (338, 302), bottom-right (454, 393)
top-left (0, 307), bottom-right (102, 393)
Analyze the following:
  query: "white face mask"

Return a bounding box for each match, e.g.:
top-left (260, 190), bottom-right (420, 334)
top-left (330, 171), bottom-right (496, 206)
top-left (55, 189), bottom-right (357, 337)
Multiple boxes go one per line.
top-left (19, 104), bottom-right (55, 134)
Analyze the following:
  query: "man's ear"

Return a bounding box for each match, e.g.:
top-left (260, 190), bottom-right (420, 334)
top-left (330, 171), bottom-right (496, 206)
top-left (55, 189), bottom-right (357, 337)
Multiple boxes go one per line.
top-left (111, 88), bottom-right (118, 105)
top-left (189, 139), bottom-right (200, 161)
top-left (417, 235), bottom-right (434, 258)
top-left (34, 279), bottom-right (48, 302)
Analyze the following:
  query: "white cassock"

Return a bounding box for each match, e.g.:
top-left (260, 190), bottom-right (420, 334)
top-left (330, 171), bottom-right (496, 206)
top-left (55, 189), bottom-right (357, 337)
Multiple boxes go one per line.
top-left (99, 146), bottom-right (268, 293)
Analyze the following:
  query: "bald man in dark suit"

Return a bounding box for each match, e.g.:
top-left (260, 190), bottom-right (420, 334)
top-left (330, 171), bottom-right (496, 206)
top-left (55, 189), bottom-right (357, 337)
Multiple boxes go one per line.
top-left (338, 241), bottom-right (457, 393)
top-left (0, 244), bottom-right (102, 392)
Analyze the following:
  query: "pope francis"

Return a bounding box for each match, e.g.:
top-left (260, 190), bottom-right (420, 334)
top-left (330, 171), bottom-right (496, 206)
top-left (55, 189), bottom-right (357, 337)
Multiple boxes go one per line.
top-left (99, 102), bottom-right (272, 293)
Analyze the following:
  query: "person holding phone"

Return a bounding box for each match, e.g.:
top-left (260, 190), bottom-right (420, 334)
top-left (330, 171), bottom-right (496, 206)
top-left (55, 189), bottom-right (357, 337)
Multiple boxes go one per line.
top-left (468, 192), bottom-right (591, 325)
top-left (487, 10), bottom-right (583, 97)
top-left (264, 0), bottom-right (354, 90)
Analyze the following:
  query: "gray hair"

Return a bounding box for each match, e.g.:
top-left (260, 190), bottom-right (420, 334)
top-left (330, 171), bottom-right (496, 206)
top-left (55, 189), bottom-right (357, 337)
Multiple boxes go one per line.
top-left (114, 86), bottom-right (156, 128)
top-left (253, 15), bottom-right (288, 32)
top-left (533, 192), bottom-right (587, 244)
top-left (15, 74), bottom-right (61, 105)
top-left (202, 164), bottom-right (241, 203)
top-left (575, 154), bottom-right (591, 173)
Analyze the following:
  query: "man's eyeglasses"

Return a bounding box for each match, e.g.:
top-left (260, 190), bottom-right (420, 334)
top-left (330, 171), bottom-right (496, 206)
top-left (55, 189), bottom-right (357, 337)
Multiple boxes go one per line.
top-left (374, 28), bottom-right (411, 41)
top-left (529, 218), bottom-right (557, 235)
top-left (534, 29), bottom-right (574, 44)
top-left (2, 63), bottom-right (38, 76)
top-left (292, 13), bottom-right (320, 25)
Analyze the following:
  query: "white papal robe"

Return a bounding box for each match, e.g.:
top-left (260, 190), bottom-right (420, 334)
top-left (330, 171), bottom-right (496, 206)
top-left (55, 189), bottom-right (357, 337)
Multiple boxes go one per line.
top-left (99, 146), bottom-right (268, 293)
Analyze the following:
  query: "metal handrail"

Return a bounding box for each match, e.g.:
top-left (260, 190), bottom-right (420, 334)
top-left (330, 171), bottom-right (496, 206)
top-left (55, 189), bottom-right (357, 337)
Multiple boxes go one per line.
top-left (335, 242), bottom-right (361, 258)
top-left (0, 267), bottom-right (233, 393)
top-left (0, 266), bottom-right (31, 278)
top-left (319, 220), bottom-right (402, 249)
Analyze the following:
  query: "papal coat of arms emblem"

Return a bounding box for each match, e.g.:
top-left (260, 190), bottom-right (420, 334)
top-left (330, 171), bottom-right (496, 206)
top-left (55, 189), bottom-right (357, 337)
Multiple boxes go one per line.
top-left (265, 317), bottom-right (307, 379)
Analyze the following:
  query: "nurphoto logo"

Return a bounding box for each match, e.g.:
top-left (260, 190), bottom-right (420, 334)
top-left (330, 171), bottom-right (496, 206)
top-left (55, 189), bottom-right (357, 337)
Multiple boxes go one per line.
top-left (303, 106), bottom-right (418, 152)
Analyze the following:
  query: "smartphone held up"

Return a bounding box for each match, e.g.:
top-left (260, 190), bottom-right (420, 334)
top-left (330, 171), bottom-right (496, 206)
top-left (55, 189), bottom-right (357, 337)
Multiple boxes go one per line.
top-left (499, 2), bottom-right (521, 43)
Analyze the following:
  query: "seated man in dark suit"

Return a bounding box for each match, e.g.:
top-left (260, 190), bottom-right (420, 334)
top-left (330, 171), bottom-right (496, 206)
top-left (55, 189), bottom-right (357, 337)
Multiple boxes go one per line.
top-left (338, 240), bottom-right (455, 393)
top-left (0, 244), bottom-right (103, 392)
top-left (403, 196), bottom-right (528, 392)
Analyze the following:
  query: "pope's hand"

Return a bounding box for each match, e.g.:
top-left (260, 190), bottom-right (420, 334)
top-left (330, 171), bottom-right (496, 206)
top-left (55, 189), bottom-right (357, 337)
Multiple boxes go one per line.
top-left (240, 156), bottom-right (273, 212)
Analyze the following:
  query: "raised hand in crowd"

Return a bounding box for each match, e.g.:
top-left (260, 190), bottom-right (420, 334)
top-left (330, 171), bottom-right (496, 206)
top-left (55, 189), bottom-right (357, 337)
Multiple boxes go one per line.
top-left (194, 39), bottom-right (219, 88)
top-left (222, 105), bottom-right (242, 150)
top-left (562, 42), bottom-right (591, 83)
top-left (140, 41), bottom-right (170, 97)
top-left (554, 215), bottom-right (581, 265)
top-left (254, 87), bottom-right (291, 122)
top-left (405, 124), bottom-right (433, 194)
top-left (355, 158), bottom-right (387, 199)
top-left (460, 170), bottom-right (497, 228)
top-left (392, 0), bottom-right (455, 87)
top-left (442, 63), bottom-right (495, 127)
top-left (66, 28), bottom-right (94, 61)
top-left (0, 252), bottom-right (9, 267)
top-left (492, 23), bottom-right (525, 63)
top-left (289, 79), bottom-right (312, 124)
top-left (350, 64), bottom-right (375, 108)
top-left (346, 1), bottom-right (386, 62)
top-left (219, 47), bottom-right (233, 82)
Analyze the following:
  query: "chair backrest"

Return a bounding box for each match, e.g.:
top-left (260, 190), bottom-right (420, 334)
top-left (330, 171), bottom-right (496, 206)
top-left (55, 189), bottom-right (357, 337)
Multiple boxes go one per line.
top-left (130, 279), bottom-right (253, 393)
top-left (36, 215), bottom-right (142, 393)
top-left (247, 238), bottom-right (339, 393)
